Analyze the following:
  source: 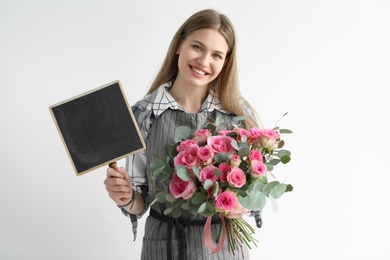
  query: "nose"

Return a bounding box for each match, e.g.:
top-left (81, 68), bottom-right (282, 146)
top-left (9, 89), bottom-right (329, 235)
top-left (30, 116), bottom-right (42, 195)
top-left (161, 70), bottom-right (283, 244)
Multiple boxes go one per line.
top-left (196, 54), bottom-right (209, 67)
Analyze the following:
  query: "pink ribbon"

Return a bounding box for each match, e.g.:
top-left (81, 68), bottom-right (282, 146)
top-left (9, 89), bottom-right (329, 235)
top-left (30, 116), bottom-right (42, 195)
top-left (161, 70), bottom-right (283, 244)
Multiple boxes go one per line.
top-left (203, 213), bottom-right (226, 254)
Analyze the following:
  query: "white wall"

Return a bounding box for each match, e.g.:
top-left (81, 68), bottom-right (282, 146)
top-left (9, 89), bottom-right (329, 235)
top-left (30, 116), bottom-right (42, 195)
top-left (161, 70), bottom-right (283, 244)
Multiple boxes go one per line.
top-left (1, 0), bottom-right (389, 259)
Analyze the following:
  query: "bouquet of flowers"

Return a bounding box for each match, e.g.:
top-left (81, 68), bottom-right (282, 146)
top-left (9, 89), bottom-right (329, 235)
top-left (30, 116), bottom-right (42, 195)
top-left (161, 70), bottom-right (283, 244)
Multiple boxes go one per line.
top-left (150, 113), bottom-right (293, 257)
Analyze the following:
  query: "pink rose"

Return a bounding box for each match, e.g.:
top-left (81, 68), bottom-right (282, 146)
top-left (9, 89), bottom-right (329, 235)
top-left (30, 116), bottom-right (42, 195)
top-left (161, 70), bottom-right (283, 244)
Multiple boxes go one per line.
top-left (169, 172), bottom-right (197, 199)
top-left (249, 149), bottom-right (263, 163)
top-left (207, 135), bottom-right (235, 155)
top-left (229, 154), bottom-right (242, 168)
top-left (174, 145), bottom-right (200, 169)
top-left (194, 129), bottom-right (211, 144)
top-left (176, 139), bottom-right (199, 152)
top-left (250, 160), bottom-right (267, 178)
top-left (215, 190), bottom-right (238, 213)
top-left (198, 145), bottom-right (214, 165)
top-left (259, 129), bottom-right (280, 150)
top-left (248, 127), bottom-right (262, 144)
top-left (227, 168), bottom-right (246, 188)
top-left (235, 127), bottom-right (251, 142)
top-left (200, 164), bottom-right (218, 184)
top-left (218, 162), bottom-right (232, 183)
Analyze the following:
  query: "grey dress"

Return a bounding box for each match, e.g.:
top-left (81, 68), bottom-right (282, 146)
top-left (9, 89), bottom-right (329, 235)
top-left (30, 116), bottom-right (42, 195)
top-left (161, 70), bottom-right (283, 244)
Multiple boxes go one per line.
top-left (141, 108), bottom-right (249, 260)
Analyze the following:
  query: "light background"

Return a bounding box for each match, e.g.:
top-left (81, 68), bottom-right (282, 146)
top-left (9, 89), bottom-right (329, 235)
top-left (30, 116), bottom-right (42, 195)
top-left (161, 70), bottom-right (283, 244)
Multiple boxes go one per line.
top-left (1, 0), bottom-right (389, 259)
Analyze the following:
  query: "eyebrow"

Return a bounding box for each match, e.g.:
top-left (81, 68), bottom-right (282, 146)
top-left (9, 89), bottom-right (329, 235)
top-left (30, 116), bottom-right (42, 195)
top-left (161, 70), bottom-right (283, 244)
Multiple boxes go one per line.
top-left (192, 40), bottom-right (227, 57)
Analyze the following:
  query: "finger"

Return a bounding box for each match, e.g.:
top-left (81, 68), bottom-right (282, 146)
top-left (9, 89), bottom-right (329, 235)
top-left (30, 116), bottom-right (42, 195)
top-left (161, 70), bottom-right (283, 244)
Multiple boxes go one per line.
top-left (106, 167), bottom-right (125, 178)
top-left (116, 167), bottom-right (133, 183)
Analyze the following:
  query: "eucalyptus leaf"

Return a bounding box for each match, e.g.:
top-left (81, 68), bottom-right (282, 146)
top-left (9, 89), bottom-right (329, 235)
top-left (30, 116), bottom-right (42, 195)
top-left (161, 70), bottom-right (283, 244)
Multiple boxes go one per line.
top-left (286, 184), bottom-right (294, 192)
top-left (238, 148), bottom-right (250, 157)
top-left (279, 129), bottom-right (293, 134)
top-left (213, 169), bottom-right (222, 177)
top-left (238, 191), bottom-right (266, 211)
top-left (156, 192), bottom-right (168, 203)
top-left (266, 163), bottom-right (274, 171)
top-left (231, 140), bottom-right (239, 150)
top-left (188, 202), bottom-right (200, 214)
top-left (269, 158), bottom-right (280, 166)
top-left (203, 179), bottom-right (213, 190)
top-left (164, 207), bottom-right (172, 215)
top-left (177, 126), bottom-right (194, 140)
top-left (262, 181), bottom-right (280, 196)
top-left (214, 153), bottom-right (228, 163)
top-left (176, 165), bottom-right (191, 181)
top-left (165, 193), bottom-right (175, 202)
top-left (277, 149), bottom-right (291, 158)
top-left (270, 184), bottom-right (287, 199)
top-left (181, 202), bottom-right (189, 210)
top-left (171, 198), bottom-right (183, 208)
top-left (281, 155), bottom-right (291, 164)
top-left (172, 206), bottom-right (182, 218)
top-left (212, 181), bottom-right (219, 197)
top-left (191, 192), bottom-right (207, 205)
top-left (241, 135), bottom-right (247, 143)
top-left (198, 202), bottom-right (207, 213)
top-left (192, 166), bottom-right (201, 180)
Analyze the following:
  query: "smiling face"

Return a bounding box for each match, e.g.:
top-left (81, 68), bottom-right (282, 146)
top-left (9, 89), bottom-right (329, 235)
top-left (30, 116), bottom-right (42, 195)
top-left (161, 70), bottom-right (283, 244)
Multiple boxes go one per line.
top-left (175, 28), bottom-right (229, 89)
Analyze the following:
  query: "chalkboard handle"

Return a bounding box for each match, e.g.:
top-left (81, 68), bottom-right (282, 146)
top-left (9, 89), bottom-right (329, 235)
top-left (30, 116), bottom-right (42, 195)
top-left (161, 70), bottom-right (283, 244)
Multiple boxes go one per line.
top-left (109, 161), bottom-right (128, 202)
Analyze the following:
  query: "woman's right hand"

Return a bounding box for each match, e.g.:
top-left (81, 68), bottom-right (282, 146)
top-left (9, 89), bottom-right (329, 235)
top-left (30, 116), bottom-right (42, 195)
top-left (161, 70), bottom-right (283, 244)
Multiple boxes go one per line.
top-left (104, 166), bottom-right (133, 206)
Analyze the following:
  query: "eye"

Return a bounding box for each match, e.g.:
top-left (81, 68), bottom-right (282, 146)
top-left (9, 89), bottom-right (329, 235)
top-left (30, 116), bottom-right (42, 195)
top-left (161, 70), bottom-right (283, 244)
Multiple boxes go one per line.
top-left (192, 44), bottom-right (202, 51)
top-left (212, 53), bottom-right (223, 60)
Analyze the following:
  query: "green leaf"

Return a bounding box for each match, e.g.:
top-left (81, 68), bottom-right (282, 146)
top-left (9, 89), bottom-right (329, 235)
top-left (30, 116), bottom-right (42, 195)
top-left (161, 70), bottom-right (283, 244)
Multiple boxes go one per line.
top-left (214, 153), bottom-right (228, 163)
top-left (227, 131), bottom-right (238, 138)
top-left (150, 160), bottom-right (165, 175)
top-left (165, 193), bottom-right (175, 202)
top-left (213, 169), bottom-right (222, 177)
top-left (277, 149), bottom-right (291, 158)
top-left (192, 166), bottom-right (201, 180)
top-left (279, 129), bottom-right (293, 134)
top-left (286, 184), bottom-right (294, 192)
top-left (191, 192), bottom-right (207, 205)
top-left (269, 158), bottom-right (280, 166)
top-left (172, 206), bottom-right (182, 218)
top-left (231, 140), bottom-right (239, 150)
top-left (163, 207), bottom-right (172, 215)
top-left (177, 126), bottom-right (194, 140)
top-left (188, 201), bottom-right (200, 214)
top-left (238, 148), bottom-right (250, 157)
top-left (171, 197), bottom-right (183, 208)
top-left (249, 179), bottom-right (266, 192)
top-left (281, 155), bottom-right (291, 164)
top-left (198, 202), bottom-right (207, 213)
top-left (270, 184), bottom-right (287, 199)
top-left (181, 202), bottom-right (189, 210)
top-left (262, 181), bottom-right (280, 196)
top-left (176, 165), bottom-right (191, 181)
top-left (266, 163), bottom-right (274, 171)
top-left (203, 179), bottom-right (213, 190)
top-left (156, 192), bottom-right (168, 203)
top-left (238, 191), bottom-right (266, 211)
top-left (239, 141), bottom-right (249, 150)
top-left (212, 181), bottom-right (219, 197)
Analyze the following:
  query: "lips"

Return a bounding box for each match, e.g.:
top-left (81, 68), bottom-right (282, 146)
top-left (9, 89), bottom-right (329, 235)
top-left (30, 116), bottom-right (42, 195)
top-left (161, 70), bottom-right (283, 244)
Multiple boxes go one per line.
top-left (190, 65), bottom-right (208, 75)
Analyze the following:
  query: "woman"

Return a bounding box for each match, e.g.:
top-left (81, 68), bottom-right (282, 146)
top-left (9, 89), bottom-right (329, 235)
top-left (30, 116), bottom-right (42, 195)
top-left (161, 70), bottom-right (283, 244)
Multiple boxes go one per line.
top-left (104, 9), bottom-right (262, 260)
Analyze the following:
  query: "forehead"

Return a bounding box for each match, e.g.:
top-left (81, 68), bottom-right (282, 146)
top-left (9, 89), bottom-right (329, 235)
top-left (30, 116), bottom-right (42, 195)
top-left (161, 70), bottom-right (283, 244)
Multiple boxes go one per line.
top-left (185, 28), bottom-right (228, 54)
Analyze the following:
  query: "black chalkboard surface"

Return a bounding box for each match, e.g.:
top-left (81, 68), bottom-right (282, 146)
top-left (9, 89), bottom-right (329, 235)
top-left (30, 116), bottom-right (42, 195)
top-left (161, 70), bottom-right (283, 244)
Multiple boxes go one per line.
top-left (49, 80), bottom-right (146, 176)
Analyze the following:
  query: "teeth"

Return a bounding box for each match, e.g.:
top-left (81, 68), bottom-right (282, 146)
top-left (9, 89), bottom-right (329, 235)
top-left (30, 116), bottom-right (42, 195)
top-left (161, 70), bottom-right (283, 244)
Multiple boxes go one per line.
top-left (192, 66), bottom-right (206, 75)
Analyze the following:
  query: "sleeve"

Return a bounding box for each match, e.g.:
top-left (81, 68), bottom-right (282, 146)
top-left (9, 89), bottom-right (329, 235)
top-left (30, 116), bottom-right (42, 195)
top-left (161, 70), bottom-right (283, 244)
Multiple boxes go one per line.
top-left (119, 103), bottom-right (153, 240)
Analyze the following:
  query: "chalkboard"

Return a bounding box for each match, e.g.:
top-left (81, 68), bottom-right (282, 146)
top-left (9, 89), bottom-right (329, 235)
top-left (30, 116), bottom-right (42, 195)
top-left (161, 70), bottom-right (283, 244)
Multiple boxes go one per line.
top-left (49, 80), bottom-right (146, 176)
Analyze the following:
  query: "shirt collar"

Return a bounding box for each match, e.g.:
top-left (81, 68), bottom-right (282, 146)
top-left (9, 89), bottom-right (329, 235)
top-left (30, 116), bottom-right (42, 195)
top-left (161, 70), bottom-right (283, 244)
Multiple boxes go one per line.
top-left (148, 82), bottom-right (230, 118)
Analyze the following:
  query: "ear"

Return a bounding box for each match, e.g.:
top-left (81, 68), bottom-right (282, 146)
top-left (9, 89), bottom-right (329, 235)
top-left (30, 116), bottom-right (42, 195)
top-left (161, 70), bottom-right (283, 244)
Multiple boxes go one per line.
top-left (175, 40), bottom-right (183, 54)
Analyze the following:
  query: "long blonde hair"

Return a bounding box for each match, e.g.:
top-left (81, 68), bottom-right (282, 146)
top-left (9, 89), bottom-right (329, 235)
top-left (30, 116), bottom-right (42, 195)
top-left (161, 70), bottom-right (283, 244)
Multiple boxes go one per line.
top-left (147, 9), bottom-right (259, 129)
